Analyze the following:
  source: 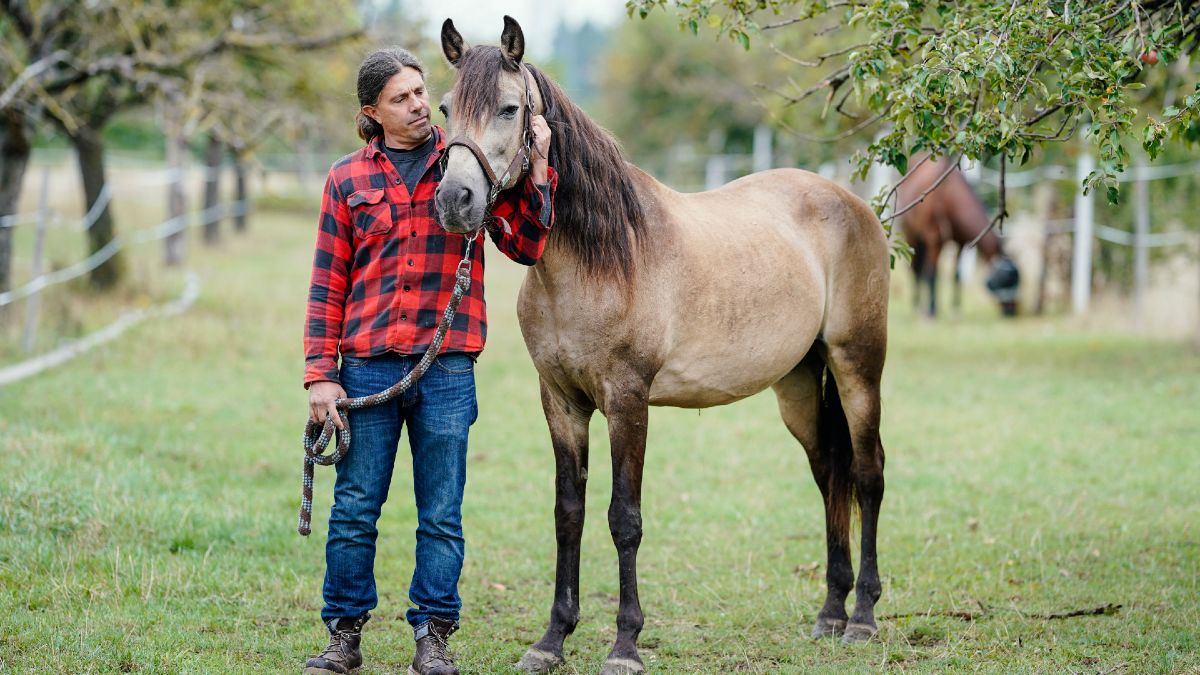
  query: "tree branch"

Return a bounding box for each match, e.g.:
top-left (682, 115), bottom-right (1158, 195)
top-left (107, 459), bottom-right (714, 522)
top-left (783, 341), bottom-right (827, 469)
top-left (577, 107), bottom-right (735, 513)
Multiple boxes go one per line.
top-left (0, 49), bottom-right (69, 111)
top-left (42, 25), bottom-right (364, 95)
top-left (760, 3), bottom-right (850, 30)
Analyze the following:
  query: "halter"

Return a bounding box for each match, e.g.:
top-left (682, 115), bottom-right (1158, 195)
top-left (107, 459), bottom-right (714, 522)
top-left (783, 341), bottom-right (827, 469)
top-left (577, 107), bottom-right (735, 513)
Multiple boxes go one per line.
top-left (439, 64), bottom-right (538, 219)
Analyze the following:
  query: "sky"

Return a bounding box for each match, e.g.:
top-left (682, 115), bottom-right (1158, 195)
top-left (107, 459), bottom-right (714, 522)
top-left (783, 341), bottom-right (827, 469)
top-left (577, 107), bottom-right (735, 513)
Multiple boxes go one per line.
top-left (418, 0), bottom-right (627, 59)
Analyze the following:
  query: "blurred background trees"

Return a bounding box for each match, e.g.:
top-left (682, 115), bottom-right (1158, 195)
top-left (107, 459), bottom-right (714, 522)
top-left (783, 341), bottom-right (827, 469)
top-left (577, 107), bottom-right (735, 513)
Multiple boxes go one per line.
top-left (1, 1), bottom-right (1198, 341)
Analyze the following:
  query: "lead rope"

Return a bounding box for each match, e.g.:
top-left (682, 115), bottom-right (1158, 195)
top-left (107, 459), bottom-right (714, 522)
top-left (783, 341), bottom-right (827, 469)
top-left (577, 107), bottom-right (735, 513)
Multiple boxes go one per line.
top-left (298, 232), bottom-right (480, 536)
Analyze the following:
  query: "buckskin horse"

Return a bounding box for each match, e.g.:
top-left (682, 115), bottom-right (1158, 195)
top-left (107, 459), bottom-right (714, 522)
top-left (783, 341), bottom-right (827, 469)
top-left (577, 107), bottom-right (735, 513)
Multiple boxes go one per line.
top-left (897, 156), bottom-right (1020, 317)
top-left (434, 17), bottom-right (890, 673)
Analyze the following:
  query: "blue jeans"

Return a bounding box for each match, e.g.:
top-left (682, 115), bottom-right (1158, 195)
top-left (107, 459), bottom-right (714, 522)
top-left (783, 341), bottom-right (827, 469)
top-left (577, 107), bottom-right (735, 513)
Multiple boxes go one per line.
top-left (321, 352), bottom-right (478, 630)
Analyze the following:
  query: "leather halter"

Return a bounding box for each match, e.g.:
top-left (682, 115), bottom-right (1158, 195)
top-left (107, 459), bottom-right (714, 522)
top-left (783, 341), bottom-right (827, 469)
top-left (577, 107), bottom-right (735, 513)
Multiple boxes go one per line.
top-left (440, 64), bottom-right (539, 213)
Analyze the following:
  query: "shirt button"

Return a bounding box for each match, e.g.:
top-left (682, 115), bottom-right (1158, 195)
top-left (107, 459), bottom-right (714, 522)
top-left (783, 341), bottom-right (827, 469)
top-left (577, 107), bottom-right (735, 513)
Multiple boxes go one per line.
top-left (394, 177), bottom-right (401, 185)
top-left (403, 285), bottom-right (411, 292)
top-left (411, 230), bottom-right (417, 238)
top-left (400, 313), bottom-right (407, 321)
top-left (407, 259), bottom-right (414, 266)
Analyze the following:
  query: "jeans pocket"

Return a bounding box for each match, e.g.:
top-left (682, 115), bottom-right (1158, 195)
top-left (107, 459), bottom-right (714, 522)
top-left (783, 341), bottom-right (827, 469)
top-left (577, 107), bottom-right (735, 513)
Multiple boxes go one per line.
top-left (341, 355), bottom-right (369, 368)
top-left (433, 354), bottom-right (474, 374)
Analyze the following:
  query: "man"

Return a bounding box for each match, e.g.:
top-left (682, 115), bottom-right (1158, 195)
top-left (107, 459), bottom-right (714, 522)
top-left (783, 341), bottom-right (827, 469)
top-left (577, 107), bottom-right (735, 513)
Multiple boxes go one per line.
top-left (303, 47), bottom-right (554, 675)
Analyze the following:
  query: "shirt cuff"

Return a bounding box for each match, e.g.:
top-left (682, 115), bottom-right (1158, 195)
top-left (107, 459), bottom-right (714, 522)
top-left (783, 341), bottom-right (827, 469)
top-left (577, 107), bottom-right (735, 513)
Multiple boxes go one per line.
top-left (304, 356), bottom-right (340, 389)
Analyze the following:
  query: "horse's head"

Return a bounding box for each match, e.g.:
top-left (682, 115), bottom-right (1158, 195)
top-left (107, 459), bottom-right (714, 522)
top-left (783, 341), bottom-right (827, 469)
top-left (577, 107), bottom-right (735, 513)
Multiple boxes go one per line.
top-left (985, 255), bottom-right (1020, 317)
top-left (435, 16), bottom-right (544, 234)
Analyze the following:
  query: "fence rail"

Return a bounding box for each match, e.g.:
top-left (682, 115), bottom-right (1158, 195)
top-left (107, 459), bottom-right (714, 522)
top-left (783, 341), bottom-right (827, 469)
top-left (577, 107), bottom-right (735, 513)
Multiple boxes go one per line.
top-left (0, 199), bottom-right (244, 308)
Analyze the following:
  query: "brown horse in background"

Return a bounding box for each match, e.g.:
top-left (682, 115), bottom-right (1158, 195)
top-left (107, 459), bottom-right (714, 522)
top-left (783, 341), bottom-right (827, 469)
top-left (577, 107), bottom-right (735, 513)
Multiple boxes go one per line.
top-left (898, 157), bottom-right (1020, 317)
top-left (436, 16), bottom-right (890, 674)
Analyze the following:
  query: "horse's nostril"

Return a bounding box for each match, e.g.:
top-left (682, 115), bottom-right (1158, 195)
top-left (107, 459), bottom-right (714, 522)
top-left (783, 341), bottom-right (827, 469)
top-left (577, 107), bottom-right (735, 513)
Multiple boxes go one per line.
top-left (457, 187), bottom-right (472, 207)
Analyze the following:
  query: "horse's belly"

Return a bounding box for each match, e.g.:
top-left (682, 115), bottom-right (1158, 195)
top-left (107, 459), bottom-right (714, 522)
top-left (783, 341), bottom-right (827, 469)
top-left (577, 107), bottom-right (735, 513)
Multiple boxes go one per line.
top-left (647, 335), bottom-right (815, 408)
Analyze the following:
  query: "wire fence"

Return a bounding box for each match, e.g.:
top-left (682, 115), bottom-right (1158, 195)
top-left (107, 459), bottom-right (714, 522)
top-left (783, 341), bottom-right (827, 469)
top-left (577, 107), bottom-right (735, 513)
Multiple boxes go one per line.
top-left (0, 198), bottom-right (244, 308)
top-left (1, 160), bottom-right (249, 382)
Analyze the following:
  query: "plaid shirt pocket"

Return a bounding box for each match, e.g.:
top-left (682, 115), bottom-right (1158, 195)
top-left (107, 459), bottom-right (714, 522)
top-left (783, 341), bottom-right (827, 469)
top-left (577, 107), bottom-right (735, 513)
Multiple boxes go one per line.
top-left (347, 188), bottom-right (393, 239)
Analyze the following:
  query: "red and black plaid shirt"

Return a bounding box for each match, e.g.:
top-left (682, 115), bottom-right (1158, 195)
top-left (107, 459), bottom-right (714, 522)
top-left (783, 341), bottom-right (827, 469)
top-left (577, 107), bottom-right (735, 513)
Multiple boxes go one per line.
top-left (303, 128), bottom-right (556, 388)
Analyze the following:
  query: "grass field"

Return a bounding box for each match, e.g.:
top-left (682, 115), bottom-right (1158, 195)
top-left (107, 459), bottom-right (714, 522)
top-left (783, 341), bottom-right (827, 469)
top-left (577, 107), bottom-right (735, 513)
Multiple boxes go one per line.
top-left (1, 203), bottom-right (1198, 673)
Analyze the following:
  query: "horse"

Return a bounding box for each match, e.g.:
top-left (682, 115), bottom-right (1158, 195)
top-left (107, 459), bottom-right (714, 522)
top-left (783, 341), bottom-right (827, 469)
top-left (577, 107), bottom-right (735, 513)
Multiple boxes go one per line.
top-left (434, 17), bottom-right (890, 673)
top-left (897, 157), bottom-right (1020, 317)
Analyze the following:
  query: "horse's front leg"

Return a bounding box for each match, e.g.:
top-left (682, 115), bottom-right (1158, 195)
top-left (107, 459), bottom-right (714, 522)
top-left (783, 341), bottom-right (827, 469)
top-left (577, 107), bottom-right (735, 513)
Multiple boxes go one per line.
top-left (517, 380), bottom-right (594, 674)
top-left (600, 384), bottom-right (649, 675)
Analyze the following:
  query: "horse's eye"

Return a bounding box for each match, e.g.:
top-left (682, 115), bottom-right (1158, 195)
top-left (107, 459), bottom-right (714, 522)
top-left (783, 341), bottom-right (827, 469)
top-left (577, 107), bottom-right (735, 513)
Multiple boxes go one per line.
top-left (439, 105), bottom-right (449, 120)
top-left (499, 105), bottom-right (519, 119)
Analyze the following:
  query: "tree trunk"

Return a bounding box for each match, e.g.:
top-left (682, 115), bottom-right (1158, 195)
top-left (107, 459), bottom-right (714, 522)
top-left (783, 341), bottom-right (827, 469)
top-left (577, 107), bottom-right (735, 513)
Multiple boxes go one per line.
top-left (164, 108), bottom-right (187, 266)
top-left (233, 148), bottom-right (249, 233)
top-left (202, 132), bottom-right (222, 245)
top-left (0, 109), bottom-right (32, 298)
top-left (71, 127), bottom-right (123, 289)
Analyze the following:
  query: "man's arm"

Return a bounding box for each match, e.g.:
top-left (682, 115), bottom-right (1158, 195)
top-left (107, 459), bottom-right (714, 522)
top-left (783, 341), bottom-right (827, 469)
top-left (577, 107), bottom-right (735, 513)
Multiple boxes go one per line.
top-left (304, 173), bottom-right (353, 390)
top-left (489, 115), bottom-right (556, 265)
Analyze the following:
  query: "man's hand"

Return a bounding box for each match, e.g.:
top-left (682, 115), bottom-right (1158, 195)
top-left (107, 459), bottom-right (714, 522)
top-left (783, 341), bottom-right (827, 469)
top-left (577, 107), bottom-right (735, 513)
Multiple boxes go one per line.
top-left (530, 114), bottom-right (551, 185)
top-left (309, 380), bottom-right (347, 430)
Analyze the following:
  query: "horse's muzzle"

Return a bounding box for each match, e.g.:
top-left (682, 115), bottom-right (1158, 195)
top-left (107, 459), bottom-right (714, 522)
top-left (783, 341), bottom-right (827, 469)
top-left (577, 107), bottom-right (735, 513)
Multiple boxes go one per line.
top-left (435, 182), bottom-right (484, 233)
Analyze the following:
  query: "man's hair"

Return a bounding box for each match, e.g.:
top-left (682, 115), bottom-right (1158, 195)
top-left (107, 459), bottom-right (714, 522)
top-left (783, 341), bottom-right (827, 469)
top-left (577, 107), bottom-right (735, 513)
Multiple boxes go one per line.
top-left (356, 47), bottom-right (425, 142)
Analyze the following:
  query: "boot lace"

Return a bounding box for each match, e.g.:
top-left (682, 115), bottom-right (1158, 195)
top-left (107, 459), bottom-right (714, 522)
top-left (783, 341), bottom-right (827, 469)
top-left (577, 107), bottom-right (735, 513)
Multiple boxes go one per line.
top-left (419, 631), bottom-right (454, 668)
top-left (317, 631), bottom-right (353, 661)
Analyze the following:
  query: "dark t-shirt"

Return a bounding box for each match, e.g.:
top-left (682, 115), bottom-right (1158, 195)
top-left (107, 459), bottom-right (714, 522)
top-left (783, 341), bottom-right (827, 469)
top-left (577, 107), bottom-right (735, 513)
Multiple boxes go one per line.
top-left (383, 133), bottom-right (437, 195)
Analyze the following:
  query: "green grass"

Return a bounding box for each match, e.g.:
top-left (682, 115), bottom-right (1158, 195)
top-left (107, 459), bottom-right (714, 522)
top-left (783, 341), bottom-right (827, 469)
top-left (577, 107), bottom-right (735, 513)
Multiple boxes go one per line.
top-left (1, 206), bottom-right (1198, 673)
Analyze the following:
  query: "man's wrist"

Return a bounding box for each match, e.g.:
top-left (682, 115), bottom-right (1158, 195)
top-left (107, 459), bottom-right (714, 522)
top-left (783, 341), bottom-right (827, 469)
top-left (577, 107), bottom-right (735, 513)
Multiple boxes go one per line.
top-left (530, 159), bottom-right (549, 185)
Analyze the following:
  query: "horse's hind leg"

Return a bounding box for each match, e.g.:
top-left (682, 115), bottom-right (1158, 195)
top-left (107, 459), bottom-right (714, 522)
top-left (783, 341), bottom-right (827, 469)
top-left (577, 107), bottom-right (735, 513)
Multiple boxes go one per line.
top-left (774, 353), bottom-right (854, 639)
top-left (600, 380), bottom-right (650, 675)
top-left (824, 338), bottom-right (887, 644)
top-left (517, 380), bottom-right (594, 674)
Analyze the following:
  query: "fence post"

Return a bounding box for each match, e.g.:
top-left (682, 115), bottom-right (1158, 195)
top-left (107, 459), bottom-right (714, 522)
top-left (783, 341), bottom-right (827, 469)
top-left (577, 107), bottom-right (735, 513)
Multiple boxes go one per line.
top-left (1133, 161), bottom-right (1150, 324)
top-left (752, 125), bottom-right (773, 173)
top-left (705, 155), bottom-right (727, 190)
top-left (164, 108), bottom-right (188, 267)
top-left (22, 166), bottom-right (50, 352)
top-left (1072, 148), bottom-right (1095, 315)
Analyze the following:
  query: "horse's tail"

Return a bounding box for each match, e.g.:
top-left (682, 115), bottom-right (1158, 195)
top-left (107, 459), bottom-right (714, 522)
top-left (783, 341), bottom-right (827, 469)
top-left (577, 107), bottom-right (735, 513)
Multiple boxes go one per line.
top-left (819, 364), bottom-right (855, 547)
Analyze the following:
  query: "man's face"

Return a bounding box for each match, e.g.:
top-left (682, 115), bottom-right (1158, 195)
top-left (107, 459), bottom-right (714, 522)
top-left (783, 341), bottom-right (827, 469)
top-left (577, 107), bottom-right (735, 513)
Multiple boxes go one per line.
top-left (363, 66), bottom-right (431, 149)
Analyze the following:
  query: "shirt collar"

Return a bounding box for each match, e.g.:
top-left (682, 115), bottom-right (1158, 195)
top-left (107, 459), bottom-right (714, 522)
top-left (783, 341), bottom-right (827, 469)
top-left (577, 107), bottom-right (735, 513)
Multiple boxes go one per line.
top-left (365, 126), bottom-right (445, 159)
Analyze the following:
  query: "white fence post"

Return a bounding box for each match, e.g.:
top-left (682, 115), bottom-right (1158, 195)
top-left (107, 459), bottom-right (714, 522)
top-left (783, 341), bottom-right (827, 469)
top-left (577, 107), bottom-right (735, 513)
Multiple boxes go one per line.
top-left (21, 167), bottom-right (50, 352)
top-left (752, 125), bottom-right (773, 173)
top-left (1133, 161), bottom-right (1150, 323)
top-left (705, 155), bottom-right (727, 190)
top-left (1072, 149), bottom-right (1095, 315)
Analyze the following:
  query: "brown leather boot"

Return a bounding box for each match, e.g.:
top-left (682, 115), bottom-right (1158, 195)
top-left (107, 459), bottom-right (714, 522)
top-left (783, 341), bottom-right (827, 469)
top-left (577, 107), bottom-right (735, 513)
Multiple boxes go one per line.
top-left (304, 614), bottom-right (369, 674)
top-left (408, 617), bottom-right (459, 675)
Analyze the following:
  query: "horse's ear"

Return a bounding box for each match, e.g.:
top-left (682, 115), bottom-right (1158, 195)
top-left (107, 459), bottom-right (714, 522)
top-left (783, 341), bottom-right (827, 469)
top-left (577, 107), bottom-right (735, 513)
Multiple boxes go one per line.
top-left (441, 19), bottom-right (466, 68)
top-left (500, 15), bottom-right (524, 64)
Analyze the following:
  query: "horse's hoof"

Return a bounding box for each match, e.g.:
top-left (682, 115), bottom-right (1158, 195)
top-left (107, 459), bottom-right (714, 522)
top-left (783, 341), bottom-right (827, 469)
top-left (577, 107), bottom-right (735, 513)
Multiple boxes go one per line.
top-left (841, 622), bottom-right (878, 644)
top-left (515, 647), bottom-right (564, 673)
top-left (810, 617), bottom-right (847, 639)
top-left (599, 657), bottom-right (645, 675)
